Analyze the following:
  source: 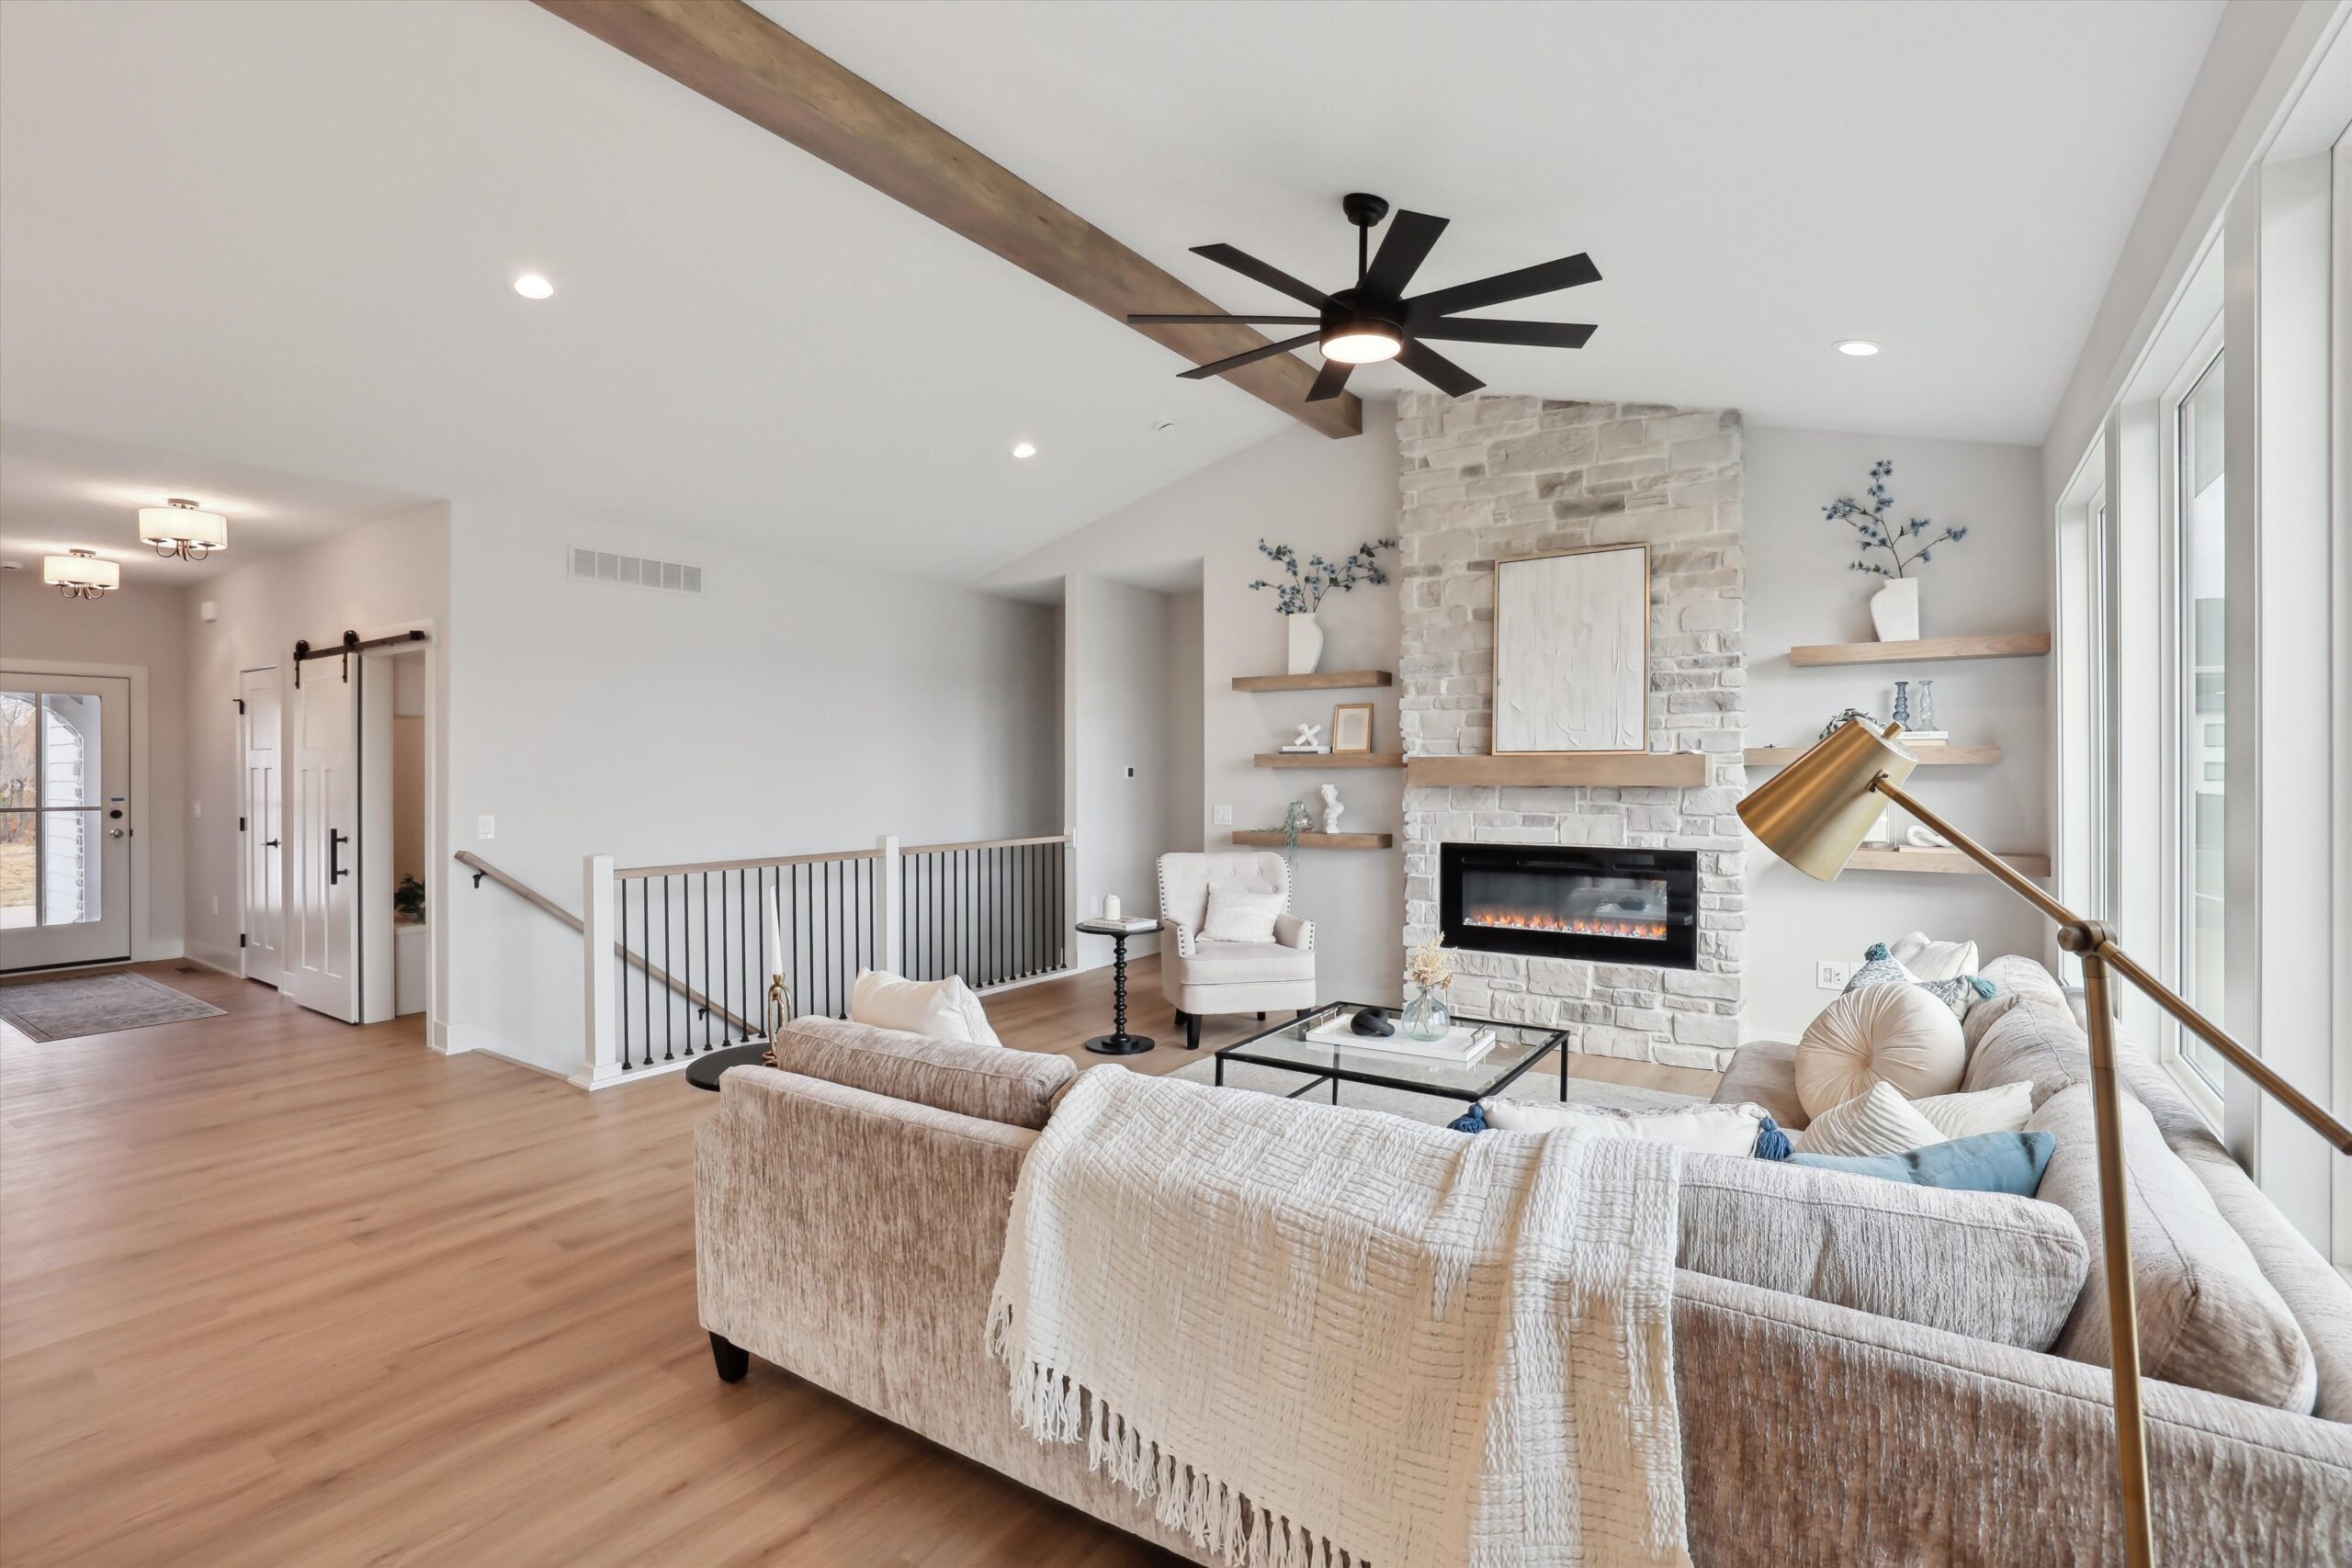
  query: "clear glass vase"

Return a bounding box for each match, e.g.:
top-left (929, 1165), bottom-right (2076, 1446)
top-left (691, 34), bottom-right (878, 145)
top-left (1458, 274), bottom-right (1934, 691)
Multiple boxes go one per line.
top-left (1400, 985), bottom-right (1452, 1043)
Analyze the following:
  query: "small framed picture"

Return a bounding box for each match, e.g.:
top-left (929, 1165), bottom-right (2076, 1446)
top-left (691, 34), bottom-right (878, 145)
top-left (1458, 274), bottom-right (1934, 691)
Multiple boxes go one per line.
top-left (1330, 703), bottom-right (1374, 754)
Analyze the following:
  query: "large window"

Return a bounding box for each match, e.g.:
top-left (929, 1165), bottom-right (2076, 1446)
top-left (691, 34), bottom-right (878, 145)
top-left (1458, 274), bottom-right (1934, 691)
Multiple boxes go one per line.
top-left (2175, 351), bottom-right (2226, 1091)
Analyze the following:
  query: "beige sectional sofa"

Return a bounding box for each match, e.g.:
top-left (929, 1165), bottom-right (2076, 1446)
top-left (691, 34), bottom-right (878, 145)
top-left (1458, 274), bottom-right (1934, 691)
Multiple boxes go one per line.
top-left (696, 958), bottom-right (2352, 1565)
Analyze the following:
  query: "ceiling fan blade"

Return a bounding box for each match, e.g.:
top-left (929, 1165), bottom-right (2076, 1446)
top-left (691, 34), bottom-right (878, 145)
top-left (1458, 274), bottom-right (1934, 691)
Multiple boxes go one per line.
top-left (1191, 243), bottom-right (1333, 310)
top-left (1408, 253), bottom-right (1600, 319)
top-left (1412, 318), bottom-right (1597, 349)
top-left (1177, 331), bottom-right (1322, 381)
top-left (1360, 209), bottom-right (1449, 299)
top-left (1396, 338), bottom-right (1486, 398)
top-left (1126, 313), bottom-right (1321, 325)
top-left (1306, 359), bottom-right (1355, 402)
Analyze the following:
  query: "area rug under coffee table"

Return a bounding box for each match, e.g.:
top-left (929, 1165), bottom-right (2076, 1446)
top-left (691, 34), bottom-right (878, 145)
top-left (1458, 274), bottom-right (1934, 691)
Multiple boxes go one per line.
top-left (0, 972), bottom-right (227, 1042)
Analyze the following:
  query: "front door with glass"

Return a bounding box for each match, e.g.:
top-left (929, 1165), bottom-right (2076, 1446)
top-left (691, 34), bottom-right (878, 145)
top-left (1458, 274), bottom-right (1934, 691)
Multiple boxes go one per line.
top-left (0, 672), bottom-right (132, 972)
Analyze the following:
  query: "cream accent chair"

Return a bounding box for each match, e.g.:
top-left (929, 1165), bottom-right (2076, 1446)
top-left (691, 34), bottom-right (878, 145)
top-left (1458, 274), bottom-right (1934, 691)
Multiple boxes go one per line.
top-left (1156, 851), bottom-right (1317, 1050)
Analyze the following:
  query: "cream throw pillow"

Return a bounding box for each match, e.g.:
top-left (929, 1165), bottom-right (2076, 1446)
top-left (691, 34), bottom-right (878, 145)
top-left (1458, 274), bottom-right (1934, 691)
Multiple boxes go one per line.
top-left (1915, 1079), bottom-right (2034, 1139)
top-left (1486, 1099), bottom-right (1768, 1156)
top-left (1889, 931), bottom-right (1981, 982)
top-left (1795, 982), bottom-right (1966, 1117)
top-left (1793, 1081), bottom-right (1950, 1156)
top-left (849, 968), bottom-right (1002, 1048)
top-left (1201, 883), bottom-right (1283, 943)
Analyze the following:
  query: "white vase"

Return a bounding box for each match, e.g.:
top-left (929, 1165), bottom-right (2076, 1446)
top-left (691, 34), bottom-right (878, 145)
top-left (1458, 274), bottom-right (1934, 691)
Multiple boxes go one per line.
top-left (1285, 613), bottom-right (1326, 675)
top-left (1870, 577), bottom-right (1920, 642)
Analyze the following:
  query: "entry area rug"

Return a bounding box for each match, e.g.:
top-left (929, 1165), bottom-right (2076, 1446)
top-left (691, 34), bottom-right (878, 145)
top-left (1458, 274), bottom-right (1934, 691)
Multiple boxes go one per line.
top-left (989, 1066), bottom-right (1689, 1568)
top-left (0, 972), bottom-right (226, 1042)
top-left (1170, 1052), bottom-right (1699, 1127)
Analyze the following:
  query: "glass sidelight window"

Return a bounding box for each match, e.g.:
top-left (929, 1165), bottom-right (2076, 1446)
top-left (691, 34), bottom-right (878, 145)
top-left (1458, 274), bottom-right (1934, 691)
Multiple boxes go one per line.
top-left (0, 689), bottom-right (107, 929)
top-left (2174, 350), bottom-right (2226, 1091)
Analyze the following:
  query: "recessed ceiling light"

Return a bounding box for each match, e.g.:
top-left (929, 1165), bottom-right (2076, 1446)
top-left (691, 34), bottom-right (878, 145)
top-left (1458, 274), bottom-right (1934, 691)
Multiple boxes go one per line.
top-left (514, 273), bottom-right (555, 300)
top-left (1836, 339), bottom-right (1882, 357)
top-left (1011, 441), bottom-right (1037, 459)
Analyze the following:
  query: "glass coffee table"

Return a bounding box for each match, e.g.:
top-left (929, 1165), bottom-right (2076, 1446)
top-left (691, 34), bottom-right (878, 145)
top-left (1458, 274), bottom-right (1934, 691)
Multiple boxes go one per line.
top-left (1215, 1001), bottom-right (1570, 1111)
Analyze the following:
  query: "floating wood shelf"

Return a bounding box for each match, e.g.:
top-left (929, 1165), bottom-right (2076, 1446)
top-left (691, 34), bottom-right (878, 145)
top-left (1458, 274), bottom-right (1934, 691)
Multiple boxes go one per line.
top-left (1230, 830), bottom-right (1394, 851)
top-left (1253, 752), bottom-right (1406, 770)
top-left (1845, 848), bottom-right (2052, 877)
top-left (1405, 753), bottom-right (1709, 787)
top-left (1746, 744), bottom-right (2003, 767)
top-left (1232, 670), bottom-right (1394, 693)
top-left (1789, 633), bottom-right (2051, 667)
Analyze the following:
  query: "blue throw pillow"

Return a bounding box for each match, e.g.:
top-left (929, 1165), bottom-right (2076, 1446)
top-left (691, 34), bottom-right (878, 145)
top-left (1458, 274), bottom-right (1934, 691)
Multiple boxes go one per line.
top-left (1788, 1130), bottom-right (2056, 1197)
top-left (1448, 1102), bottom-right (1489, 1134)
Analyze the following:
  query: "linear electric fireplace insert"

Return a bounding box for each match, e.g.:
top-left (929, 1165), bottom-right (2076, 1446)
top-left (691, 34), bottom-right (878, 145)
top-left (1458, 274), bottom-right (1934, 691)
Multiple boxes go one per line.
top-left (1439, 842), bottom-right (1699, 969)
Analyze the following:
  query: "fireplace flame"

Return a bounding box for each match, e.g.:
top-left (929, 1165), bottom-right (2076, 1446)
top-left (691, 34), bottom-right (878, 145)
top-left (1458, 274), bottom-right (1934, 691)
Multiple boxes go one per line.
top-left (1465, 908), bottom-right (1668, 941)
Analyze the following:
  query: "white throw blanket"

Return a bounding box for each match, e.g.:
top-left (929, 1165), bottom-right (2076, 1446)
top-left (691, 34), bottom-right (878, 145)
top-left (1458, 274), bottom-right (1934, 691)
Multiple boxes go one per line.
top-left (987, 1066), bottom-right (1688, 1568)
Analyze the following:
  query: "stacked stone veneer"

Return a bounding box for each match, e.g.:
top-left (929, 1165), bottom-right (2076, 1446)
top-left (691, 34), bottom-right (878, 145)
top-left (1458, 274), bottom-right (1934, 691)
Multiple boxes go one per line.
top-left (1396, 391), bottom-right (1746, 1071)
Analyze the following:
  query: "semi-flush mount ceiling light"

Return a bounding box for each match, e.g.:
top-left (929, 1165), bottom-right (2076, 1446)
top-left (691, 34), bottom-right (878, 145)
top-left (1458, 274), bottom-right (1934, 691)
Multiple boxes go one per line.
top-left (514, 273), bottom-right (555, 299)
top-left (1011, 441), bottom-right (1038, 459)
top-left (1836, 340), bottom-right (1883, 357)
top-left (139, 497), bottom-right (228, 561)
top-left (44, 548), bottom-right (119, 601)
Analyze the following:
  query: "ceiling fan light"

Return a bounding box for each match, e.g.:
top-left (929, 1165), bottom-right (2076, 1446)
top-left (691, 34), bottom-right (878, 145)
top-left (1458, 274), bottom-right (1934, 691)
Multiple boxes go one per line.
top-left (1323, 325), bottom-right (1402, 366)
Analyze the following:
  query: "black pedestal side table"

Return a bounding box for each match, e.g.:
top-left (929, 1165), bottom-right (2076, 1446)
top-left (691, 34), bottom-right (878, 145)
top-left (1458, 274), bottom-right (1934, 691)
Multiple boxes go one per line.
top-left (1074, 916), bottom-right (1158, 1055)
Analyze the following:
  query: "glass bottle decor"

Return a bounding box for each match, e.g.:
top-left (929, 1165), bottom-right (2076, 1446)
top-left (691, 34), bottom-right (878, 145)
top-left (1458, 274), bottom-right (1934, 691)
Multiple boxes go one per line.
top-left (1400, 985), bottom-right (1453, 1043)
top-left (1916, 679), bottom-right (1937, 732)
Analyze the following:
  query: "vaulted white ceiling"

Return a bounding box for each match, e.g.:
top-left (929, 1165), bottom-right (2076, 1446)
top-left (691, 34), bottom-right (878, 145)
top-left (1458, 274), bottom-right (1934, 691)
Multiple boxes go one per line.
top-left (2, 0), bottom-right (2222, 583)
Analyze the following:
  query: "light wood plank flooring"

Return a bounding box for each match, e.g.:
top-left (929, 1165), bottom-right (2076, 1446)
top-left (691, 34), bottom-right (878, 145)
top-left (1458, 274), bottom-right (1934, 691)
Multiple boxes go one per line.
top-left (0, 956), bottom-right (1712, 1566)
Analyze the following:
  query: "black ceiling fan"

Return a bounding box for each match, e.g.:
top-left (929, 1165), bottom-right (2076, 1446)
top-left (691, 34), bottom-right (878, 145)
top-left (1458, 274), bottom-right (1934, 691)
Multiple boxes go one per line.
top-left (1128, 193), bottom-right (1599, 401)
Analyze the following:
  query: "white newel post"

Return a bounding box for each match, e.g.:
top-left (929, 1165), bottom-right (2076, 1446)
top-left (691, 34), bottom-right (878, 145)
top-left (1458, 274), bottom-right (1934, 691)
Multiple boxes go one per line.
top-left (572, 853), bottom-right (622, 1090)
top-left (875, 835), bottom-right (902, 976)
top-left (1062, 823), bottom-right (1080, 971)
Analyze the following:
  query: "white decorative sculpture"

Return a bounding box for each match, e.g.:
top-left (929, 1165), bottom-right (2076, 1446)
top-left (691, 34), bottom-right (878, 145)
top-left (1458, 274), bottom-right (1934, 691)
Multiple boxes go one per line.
top-left (1282, 722), bottom-right (1328, 754)
top-left (1904, 823), bottom-right (1951, 850)
top-left (1320, 783), bottom-right (1344, 835)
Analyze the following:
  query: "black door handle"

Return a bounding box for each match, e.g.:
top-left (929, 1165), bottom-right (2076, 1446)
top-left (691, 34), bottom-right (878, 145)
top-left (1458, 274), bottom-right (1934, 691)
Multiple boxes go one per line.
top-left (329, 829), bottom-right (350, 883)
top-left (265, 839), bottom-right (280, 849)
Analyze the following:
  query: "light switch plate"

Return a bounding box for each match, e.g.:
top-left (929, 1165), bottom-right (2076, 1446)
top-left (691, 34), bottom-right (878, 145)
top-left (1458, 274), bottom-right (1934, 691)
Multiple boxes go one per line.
top-left (477, 815), bottom-right (496, 840)
top-left (1211, 804), bottom-right (1233, 826)
top-left (1815, 960), bottom-right (1854, 991)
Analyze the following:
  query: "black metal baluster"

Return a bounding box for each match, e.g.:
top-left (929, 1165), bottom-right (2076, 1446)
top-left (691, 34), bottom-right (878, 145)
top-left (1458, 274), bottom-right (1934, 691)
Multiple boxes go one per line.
top-left (661, 874), bottom-right (674, 1061)
top-left (619, 872), bottom-right (633, 1072)
top-left (696, 870), bottom-right (709, 1054)
top-left (639, 878), bottom-right (652, 1067)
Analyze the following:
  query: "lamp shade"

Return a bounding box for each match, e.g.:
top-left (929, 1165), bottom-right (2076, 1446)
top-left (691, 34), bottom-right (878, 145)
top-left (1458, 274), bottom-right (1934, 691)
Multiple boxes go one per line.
top-left (139, 499), bottom-right (227, 552)
top-left (1736, 717), bottom-right (1918, 880)
top-left (42, 550), bottom-right (119, 591)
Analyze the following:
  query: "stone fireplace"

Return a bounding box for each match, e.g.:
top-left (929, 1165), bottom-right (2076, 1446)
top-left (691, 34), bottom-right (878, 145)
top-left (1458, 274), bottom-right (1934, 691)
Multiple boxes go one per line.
top-left (1396, 391), bottom-right (1746, 1070)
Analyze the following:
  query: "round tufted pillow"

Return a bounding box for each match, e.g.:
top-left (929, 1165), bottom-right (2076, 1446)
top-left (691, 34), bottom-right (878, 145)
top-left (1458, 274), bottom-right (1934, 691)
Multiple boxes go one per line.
top-left (1795, 982), bottom-right (1966, 1117)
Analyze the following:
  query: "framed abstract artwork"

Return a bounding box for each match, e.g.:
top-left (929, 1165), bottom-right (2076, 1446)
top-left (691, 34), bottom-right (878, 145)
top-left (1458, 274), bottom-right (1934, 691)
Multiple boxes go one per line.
top-left (1492, 544), bottom-right (1649, 755)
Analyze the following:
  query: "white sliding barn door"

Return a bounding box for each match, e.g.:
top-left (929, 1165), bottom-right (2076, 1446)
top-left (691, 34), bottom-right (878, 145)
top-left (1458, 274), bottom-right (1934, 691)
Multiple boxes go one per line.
top-left (240, 669), bottom-right (283, 981)
top-left (284, 667), bottom-right (358, 1021)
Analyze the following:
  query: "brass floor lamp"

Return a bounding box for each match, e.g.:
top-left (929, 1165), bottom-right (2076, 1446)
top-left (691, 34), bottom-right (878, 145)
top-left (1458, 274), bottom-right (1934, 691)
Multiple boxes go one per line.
top-left (1739, 718), bottom-right (2352, 1568)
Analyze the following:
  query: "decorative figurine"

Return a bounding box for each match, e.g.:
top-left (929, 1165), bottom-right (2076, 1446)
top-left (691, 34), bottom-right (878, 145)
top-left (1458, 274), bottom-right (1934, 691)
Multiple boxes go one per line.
top-left (1319, 782), bottom-right (1344, 834)
top-left (1350, 1005), bottom-right (1395, 1038)
top-left (1281, 721), bottom-right (1328, 754)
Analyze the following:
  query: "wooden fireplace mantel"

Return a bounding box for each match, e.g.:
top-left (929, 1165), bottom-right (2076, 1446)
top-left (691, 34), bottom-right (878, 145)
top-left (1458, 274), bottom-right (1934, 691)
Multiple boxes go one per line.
top-left (1405, 753), bottom-right (1711, 788)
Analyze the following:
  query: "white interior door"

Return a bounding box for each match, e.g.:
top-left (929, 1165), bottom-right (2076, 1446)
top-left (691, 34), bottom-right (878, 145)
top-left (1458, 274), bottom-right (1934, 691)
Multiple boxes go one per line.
top-left (284, 667), bottom-right (358, 1021)
top-left (240, 668), bottom-right (283, 981)
top-left (0, 672), bottom-right (132, 972)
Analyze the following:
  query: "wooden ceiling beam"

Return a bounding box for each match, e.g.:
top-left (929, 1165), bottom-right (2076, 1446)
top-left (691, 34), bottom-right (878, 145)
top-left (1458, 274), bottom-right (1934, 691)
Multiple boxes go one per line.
top-left (534, 0), bottom-right (1362, 439)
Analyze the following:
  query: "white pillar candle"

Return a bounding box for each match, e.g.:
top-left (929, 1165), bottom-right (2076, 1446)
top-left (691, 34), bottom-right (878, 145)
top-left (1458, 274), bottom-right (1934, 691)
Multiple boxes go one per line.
top-left (1102, 894), bottom-right (1120, 921)
top-left (766, 882), bottom-right (785, 979)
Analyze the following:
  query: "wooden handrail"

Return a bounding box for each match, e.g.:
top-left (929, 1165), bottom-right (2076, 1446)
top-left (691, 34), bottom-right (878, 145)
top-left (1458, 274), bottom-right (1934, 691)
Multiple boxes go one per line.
top-left (613, 847), bottom-right (879, 879)
top-left (899, 832), bottom-right (1073, 855)
top-left (455, 852), bottom-right (752, 1035)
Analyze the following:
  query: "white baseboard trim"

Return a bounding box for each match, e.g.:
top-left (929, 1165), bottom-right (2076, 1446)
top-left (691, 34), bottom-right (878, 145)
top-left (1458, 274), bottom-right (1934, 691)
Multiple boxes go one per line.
top-left (978, 965), bottom-right (1082, 998)
top-left (568, 1054), bottom-right (697, 1091)
top-left (182, 942), bottom-right (242, 977)
top-left (439, 1022), bottom-right (579, 1085)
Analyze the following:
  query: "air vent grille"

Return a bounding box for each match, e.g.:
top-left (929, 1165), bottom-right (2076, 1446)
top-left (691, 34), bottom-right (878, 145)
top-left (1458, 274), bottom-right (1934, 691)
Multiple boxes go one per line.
top-left (569, 547), bottom-right (703, 593)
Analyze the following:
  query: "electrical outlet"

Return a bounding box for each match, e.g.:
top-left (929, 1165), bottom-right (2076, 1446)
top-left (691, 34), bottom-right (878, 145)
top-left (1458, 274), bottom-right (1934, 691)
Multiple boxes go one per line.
top-left (1815, 960), bottom-right (1854, 991)
top-left (477, 815), bottom-right (496, 840)
top-left (1125, 765), bottom-right (1136, 780)
top-left (1211, 804), bottom-right (1233, 826)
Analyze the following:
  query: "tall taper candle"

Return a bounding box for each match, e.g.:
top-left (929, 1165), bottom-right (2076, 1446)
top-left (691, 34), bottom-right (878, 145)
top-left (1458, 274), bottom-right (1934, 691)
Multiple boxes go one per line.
top-left (766, 882), bottom-right (785, 981)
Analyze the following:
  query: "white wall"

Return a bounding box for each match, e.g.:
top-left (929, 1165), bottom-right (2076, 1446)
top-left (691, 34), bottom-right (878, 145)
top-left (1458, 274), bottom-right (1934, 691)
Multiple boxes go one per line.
top-left (985, 401), bottom-right (1405, 1003)
top-left (441, 502), bottom-right (1059, 1076)
top-left (1165, 589), bottom-right (1205, 856)
top-left (0, 570), bottom-right (193, 958)
top-left (1068, 576), bottom-right (1170, 967)
top-left (183, 502), bottom-right (454, 996)
top-left (1743, 426), bottom-right (2052, 1035)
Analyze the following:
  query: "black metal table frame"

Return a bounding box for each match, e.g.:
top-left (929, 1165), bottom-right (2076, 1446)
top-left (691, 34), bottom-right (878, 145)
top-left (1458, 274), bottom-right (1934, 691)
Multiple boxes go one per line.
top-left (1213, 1006), bottom-right (1570, 1109)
